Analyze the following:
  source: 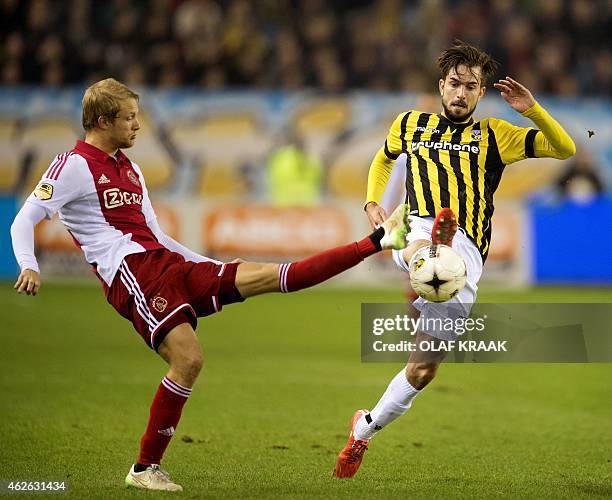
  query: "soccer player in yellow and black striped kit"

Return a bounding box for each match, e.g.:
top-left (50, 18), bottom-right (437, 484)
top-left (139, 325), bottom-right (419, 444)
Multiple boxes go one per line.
top-left (334, 41), bottom-right (576, 478)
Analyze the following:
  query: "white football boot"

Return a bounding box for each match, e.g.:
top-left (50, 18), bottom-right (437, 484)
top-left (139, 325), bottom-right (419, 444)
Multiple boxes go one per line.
top-left (380, 203), bottom-right (411, 250)
top-left (125, 464), bottom-right (183, 491)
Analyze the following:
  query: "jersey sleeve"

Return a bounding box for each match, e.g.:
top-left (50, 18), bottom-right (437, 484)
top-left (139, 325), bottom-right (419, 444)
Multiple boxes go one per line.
top-left (366, 112), bottom-right (407, 205)
top-left (131, 162), bottom-right (157, 225)
top-left (488, 118), bottom-right (538, 165)
top-left (522, 101), bottom-right (576, 160)
top-left (25, 153), bottom-right (86, 219)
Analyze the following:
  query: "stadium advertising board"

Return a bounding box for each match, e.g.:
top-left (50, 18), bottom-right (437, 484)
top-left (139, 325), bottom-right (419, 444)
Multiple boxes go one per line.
top-left (203, 205), bottom-right (349, 258)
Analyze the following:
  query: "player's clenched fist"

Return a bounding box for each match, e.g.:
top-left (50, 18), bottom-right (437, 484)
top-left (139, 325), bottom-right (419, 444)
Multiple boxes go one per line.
top-left (365, 202), bottom-right (388, 229)
top-left (14, 269), bottom-right (40, 296)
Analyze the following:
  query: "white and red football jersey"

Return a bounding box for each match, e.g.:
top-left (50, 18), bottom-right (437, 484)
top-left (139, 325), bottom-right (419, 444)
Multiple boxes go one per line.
top-left (26, 140), bottom-right (164, 285)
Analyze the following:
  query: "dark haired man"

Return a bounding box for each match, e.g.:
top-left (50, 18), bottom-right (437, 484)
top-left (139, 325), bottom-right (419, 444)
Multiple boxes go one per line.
top-left (333, 41), bottom-right (576, 478)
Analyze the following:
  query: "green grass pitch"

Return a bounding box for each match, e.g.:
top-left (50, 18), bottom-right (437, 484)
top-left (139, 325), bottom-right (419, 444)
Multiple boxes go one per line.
top-left (1, 282), bottom-right (611, 499)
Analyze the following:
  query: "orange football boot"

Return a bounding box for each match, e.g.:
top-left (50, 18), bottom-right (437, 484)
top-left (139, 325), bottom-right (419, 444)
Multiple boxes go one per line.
top-left (333, 409), bottom-right (370, 478)
top-left (431, 208), bottom-right (458, 246)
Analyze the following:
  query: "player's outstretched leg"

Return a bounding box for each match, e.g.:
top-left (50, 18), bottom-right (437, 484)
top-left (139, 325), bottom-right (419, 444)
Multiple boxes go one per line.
top-left (125, 324), bottom-right (202, 492)
top-left (235, 204), bottom-right (410, 298)
top-left (431, 207), bottom-right (457, 246)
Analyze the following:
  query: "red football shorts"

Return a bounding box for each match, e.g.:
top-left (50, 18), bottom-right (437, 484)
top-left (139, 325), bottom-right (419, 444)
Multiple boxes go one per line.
top-left (103, 249), bottom-right (244, 351)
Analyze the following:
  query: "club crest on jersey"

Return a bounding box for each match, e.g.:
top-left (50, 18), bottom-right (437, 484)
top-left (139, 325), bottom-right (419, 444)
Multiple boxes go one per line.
top-left (151, 295), bottom-right (168, 313)
top-left (33, 182), bottom-right (53, 200)
top-left (470, 130), bottom-right (482, 141)
top-left (127, 170), bottom-right (140, 186)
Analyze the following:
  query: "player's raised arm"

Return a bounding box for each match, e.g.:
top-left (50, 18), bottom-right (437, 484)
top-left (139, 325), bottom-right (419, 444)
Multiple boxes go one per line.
top-left (365, 112), bottom-right (406, 228)
top-left (494, 76), bottom-right (576, 160)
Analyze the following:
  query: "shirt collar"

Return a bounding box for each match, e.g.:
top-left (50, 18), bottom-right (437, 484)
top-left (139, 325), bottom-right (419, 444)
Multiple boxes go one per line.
top-left (74, 140), bottom-right (129, 164)
top-left (437, 114), bottom-right (475, 130)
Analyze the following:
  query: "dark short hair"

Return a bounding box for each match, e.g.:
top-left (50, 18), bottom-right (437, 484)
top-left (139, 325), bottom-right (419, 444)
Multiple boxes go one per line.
top-left (436, 40), bottom-right (500, 86)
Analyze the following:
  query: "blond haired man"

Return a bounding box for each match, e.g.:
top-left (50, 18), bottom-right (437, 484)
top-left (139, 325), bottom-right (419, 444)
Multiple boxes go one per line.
top-left (11, 78), bottom-right (411, 491)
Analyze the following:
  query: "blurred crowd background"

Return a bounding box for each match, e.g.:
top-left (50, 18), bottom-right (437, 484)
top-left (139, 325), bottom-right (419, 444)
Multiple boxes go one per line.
top-left (0, 0), bottom-right (611, 283)
top-left (1, 0), bottom-right (610, 95)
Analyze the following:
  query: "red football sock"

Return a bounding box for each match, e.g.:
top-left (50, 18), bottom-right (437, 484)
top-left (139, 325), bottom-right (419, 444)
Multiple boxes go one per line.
top-left (278, 236), bottom-right (379, 293)
top-left (138, 376), bottom-right (191, 466)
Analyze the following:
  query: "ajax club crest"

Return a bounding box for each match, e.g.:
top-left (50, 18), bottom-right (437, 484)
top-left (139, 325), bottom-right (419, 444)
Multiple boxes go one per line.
top-left (151, 295), bottom-right (168, 313)
top-left (127, 170), bottom-right (140, 186)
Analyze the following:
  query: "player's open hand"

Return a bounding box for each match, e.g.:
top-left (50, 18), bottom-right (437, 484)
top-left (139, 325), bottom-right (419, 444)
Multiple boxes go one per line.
top-left (493, 77), bottom-right (536, 113)
top-left (14, 269), bottom-right (40, 296)
top-left (365, 202), bottom-right (388, 229)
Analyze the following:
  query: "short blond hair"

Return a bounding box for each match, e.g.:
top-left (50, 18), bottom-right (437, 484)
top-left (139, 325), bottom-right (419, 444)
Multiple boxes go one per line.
top-left (82, 78), bottom-right (139, 131)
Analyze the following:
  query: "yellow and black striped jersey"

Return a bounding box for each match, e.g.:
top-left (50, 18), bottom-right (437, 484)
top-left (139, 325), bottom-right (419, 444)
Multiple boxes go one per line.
top-left (367, 103), bottom-right (575, 262)
top-left (381, 111), bottom-right (536, 260)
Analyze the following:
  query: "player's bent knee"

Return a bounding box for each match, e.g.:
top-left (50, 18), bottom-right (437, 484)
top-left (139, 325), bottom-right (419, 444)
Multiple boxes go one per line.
top-left (170, 349), bottom-right (203, 385)
top-left (406, 362), bottom-right (438, 390)
top-left (159, 323), bottom-right (204, 380)
top-left (181, 352), bottom-right (203, 378)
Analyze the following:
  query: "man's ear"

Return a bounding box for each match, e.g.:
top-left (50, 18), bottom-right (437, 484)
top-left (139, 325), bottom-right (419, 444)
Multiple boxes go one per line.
top-left (438, 78), bottom-right (444, 97)
top-left (479, 86), bottom-right (486, 98)
top-left (97, 115), bottom-right (109, 130)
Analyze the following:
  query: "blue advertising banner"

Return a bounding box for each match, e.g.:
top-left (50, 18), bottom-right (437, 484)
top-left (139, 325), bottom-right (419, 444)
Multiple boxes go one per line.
top-left (530, 196), bottom-right (612, 284)
top-left (0, 195), bottom-right (18, 279)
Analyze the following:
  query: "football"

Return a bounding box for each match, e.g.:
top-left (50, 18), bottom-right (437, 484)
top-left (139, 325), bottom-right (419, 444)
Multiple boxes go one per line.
top-left (409, 244), bottom-right (467, 302)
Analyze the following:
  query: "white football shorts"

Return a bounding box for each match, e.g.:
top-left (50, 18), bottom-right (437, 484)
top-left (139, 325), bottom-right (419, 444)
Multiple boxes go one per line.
top-left (392, 216), bottom-right (483, 341)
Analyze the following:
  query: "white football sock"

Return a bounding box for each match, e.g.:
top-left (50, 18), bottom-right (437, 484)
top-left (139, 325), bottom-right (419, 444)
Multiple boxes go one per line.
top-left (353, 368), bottom-right (420, 441)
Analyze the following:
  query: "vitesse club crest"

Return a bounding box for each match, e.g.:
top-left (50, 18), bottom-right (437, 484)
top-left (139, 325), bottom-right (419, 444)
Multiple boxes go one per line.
top-left (127, 170), bottom-right (140, 187)
top-left (470, 129), bottom-right (482, 141)
top-left (33, 182), bottom-right (53, 200)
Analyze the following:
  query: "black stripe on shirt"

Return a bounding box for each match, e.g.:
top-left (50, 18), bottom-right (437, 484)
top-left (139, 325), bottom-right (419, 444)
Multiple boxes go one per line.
top-left (525, 129), bottom-right (538, 158)
top-left (468, 122), bottom-right (482, 244)
top-left (426, 122), bottom-right (450, 210)
top-left (449, 127), bottom-right (468, 229)
top-left (412, 113), bottom-right (436, 215)
top-left (384, 140), bottom-right (399, 160)
top-left (401, 112), bottom-right (419, 211)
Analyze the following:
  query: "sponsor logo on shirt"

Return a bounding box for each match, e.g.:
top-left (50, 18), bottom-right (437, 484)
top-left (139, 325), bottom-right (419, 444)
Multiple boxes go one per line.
top-left (103, 188), bottom-right (143, 209)
top-left (411, 140), bottom-right (480, 154)
top-left (415, 126), bottom-right (441, 134)
top-left (33, 182), bottom-right (53, 200)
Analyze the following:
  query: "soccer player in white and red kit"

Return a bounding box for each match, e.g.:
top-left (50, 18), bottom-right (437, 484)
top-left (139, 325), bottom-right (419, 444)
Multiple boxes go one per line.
top-left (10, 78), bottom-right (411, 491)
